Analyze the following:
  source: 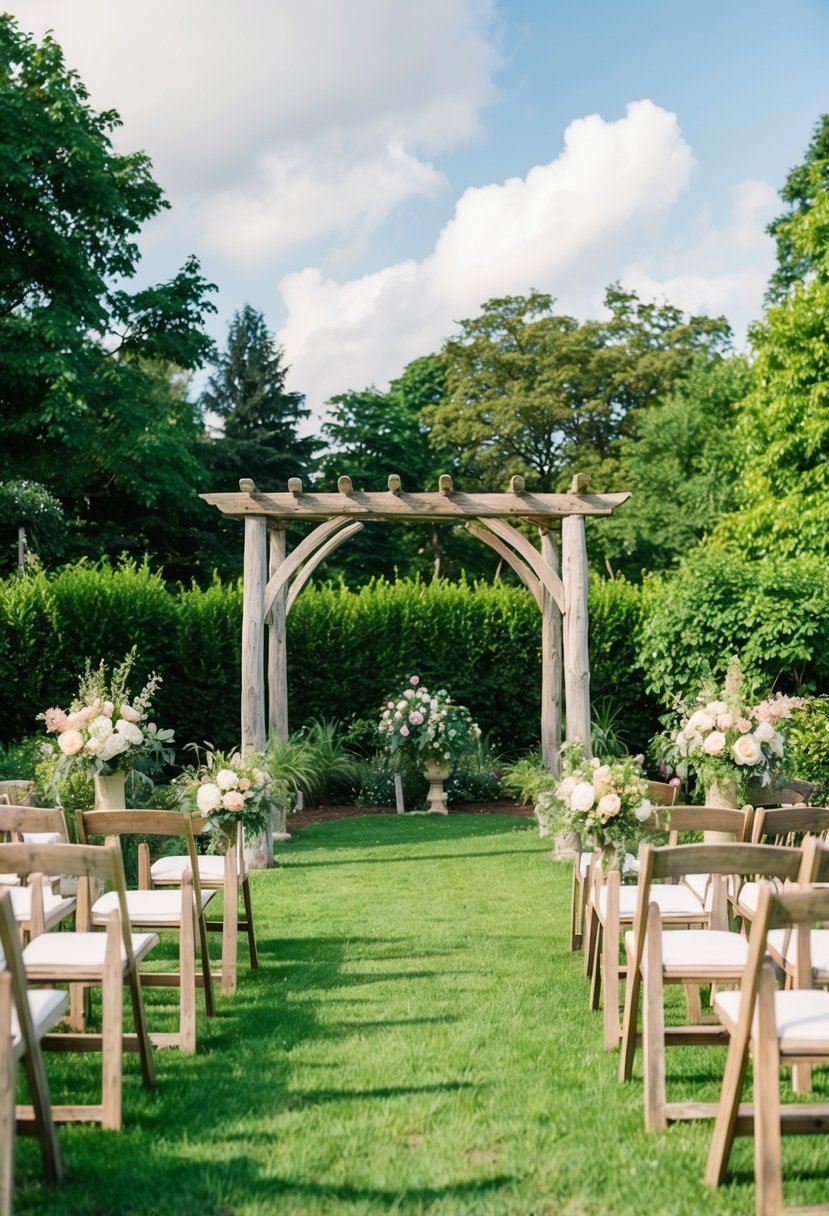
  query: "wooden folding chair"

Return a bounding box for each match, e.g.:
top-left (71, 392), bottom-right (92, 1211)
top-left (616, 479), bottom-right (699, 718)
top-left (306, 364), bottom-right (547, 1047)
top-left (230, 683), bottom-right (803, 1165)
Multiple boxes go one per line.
top-left (0, 782), bottom-right (35, 808)
top-left (733, 805), bottom-right (829, 930)
top-left (0, 889), bottom-right (65, 1216)
top-left (147, 816), bottom-right (257, 996)
top-left (76, 810), bottom-right (215, 1053)
top-left (572, 779), bottom-right (678, 955)
top-left (589, 805), bottom-right (751, 1050)
top-left (618, 840), bottom-right (802, 1132)
top-left (705, 837), bottom-right (829, 1214)
top-left (0, 807), bottom-right (76, 939)
top-left (0, 840), bottom-right (156, 1131)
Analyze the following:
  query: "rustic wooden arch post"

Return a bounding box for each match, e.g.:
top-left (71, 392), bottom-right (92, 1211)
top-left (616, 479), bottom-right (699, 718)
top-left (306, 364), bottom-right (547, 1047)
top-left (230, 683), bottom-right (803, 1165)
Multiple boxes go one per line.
top-left (203, 473), bottom-right (629, 864)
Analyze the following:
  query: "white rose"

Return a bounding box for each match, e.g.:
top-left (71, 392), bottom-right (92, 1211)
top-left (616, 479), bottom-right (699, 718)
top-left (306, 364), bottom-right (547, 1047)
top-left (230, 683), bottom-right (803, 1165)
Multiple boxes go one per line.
top-left (196, 782), bottom-right (222, 813)
top-left (732, 734), bottom-right (762, 766)
top-left (703, 731), bottom-right (726, 756)
top-left (754, 721), bottom-right (775, 743)
top-left (635, 798), bottom-right (654, 823)
top-left (114, 720), bottom-right (143, 745)
top-left (706, 701), bottom-right (728, 716)
top-left (90, 715), bottom-right (113, 740)
top-left (688, 710), bottom-right (715, 733)
top-left (597, 793), bottom-right (621, 820)
top-left (769, 732), bottom-right (784, 758)
top-left (99, 733), bottom-right (129, 762)
top-left (58, 729), bottom-right (84, 756)
top-left (556, 776), bottom-right (577, 800)
top-left (216, 769), bottom-right (239, 791)
top-left (570, 782), bottom-right (596, 812)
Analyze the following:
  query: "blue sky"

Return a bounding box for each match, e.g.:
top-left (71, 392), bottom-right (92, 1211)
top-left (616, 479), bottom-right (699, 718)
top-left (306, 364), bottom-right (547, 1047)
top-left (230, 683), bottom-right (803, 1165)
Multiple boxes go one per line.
top-left (6, 0), bottom-right (829, 420)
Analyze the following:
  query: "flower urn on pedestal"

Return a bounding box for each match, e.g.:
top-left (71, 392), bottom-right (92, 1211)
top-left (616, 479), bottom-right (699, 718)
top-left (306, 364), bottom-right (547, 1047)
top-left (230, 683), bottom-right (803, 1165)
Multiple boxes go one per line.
top-left (93, 770), bottom-right (127, 810)
top-left (423, 760), bottom-right (450, 815)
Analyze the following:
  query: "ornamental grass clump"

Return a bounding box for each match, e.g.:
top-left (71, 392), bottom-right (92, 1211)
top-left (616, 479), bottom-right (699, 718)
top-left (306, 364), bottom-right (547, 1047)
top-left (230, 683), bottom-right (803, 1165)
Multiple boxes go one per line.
top-left (653, 657), bottom-right (804, 801)
top-left (378, 675), bottom-right (480, 770)
top-left (536, 740), bottom-right (655, 857)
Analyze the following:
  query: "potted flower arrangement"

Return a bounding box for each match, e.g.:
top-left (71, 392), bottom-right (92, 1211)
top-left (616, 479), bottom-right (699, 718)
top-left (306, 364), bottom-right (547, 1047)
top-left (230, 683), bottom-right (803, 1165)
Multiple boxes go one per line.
top-left (378, 676), bottom-right (480, 812)
top-left (653, 657), bottom-right (804, 806)
top-left (537, 740), bottom-right (656, 862)
top-left (175, 746), bottom-right (283, 848)
top-left (40, 648), bottom-right (175, 808)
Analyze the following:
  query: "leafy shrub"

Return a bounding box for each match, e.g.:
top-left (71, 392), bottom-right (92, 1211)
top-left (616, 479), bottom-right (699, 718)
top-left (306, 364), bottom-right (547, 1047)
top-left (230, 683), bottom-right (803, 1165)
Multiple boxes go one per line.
top-left (785, 697), bottom-right (829, 803)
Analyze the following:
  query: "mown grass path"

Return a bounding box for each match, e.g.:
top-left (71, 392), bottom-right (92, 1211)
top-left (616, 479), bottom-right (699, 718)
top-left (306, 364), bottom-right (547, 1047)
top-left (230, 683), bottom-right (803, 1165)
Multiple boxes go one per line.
top-left (15, 814), bottom-right (828, 1214)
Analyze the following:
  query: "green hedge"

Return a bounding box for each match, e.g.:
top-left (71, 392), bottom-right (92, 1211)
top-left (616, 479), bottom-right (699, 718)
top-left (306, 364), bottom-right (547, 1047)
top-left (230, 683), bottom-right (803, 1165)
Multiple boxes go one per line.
top-left (0, 562), bottom-right (657, 756)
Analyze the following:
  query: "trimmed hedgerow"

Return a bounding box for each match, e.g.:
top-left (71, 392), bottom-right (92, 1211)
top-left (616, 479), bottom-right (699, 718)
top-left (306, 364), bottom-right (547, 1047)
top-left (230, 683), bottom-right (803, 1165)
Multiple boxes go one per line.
top-left (0, 562), bottom-right (656, 756)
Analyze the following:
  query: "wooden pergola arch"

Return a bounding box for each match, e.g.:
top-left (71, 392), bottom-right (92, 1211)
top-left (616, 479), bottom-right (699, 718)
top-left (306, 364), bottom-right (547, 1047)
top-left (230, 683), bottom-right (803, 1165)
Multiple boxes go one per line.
top-left (203, 472), bottom-right (629, 777)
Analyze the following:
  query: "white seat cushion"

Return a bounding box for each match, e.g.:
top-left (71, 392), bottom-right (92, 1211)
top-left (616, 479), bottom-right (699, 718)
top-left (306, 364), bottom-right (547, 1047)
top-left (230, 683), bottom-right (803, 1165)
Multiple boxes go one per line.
top-left (21, 832), bottom-right (62, 845)
top-left (92, 888), bottom-right (213, 926)
top-left (11, 988), bottom-right (68, 1058)
top-left (624, 928), bottom-right (750, 971)
top-left (151, 854), bottom-right (226, 884)
top-left (715, 987), bottom-right (829, 1047)
top-left (23, 930), bottom-right (158, 975)
top-left (599, 883), bottom-right (705, 920)
top-left (0, 873), bottom-right (20, 886)
top-left (766, 927), bottom-right (829, 980)
top-left (734, 880), bottom-right (761, 916)
top-left (9, 886), bottom-right (75, 927)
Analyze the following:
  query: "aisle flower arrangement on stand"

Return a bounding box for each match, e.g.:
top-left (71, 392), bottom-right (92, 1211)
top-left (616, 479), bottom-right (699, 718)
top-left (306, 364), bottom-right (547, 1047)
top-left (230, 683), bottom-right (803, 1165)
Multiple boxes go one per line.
top-left (652, 656), bottom-right (804, 804)
top-left (176, 745), bottom-right (283, 848)
top-left (536, 740), bottom-right (655, 860)
top-left (40, 648), bottom-right (175, 801)
top-left (378, 676), bottom-right (481, 769)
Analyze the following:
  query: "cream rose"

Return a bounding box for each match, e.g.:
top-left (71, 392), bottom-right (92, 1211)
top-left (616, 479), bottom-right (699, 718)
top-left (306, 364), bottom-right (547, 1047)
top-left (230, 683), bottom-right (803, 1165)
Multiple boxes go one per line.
top-left (732, 734), bottom-right (762, 766)
top-left (597, 792), bottom-right (621, 820)
top-left (754, 721), bottom-right (775, 743)
top-left (570, 782), bottom-right (596, 812)
top-left (688, 710), bottom-right (715, 733)
top-left (216, 769), bottom-right (239, 791)
top-left (703, 730), bottom-right (726, 756)
top-left (222, 790), bottom-right (245, 812)
top-left (89, 715), bottom-right (113, 740)
top-left (706, 700), bottom-right (728, 716)
top-left (57, 729), bottom-right (84, 756)
top-left (119, 703), bottom-right (142, 723)
top-left (556, 775), bottom-right (577, 800)
top-left (716, 713), bottom-right (733, 730)
top-left (196, 782), bottom-right (222, 813)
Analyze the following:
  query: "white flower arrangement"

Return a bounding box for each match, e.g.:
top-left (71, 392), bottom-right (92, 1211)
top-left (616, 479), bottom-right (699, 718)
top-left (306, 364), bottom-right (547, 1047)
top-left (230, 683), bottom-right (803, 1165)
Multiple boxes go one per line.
top-left (536, 740), bottom-right (656, 857)
top-left (378, 676), bottom-right (481, 768)
top-left (176, 746), bottom-right (283, 845)
top-left (653, 658), bottom-right (804, 801)
top-left (40, 648), bottom-right (174, 782)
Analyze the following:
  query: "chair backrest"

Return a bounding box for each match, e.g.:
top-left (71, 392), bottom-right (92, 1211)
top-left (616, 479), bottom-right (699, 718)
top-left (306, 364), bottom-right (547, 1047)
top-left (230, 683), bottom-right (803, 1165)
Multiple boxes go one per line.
top-left (749, 775), bottom-right (815, 809)
top-left (76, 809), bottom-right (206, 902)
top-left (645, 780), bottom-right (679, 807)
top-left (0, 839), bottom-right (138, 961)
top-left (639, 841), bottom-right (802, 887)
top-left (0, 886), bottom-right (41, 1054)
top-left (0, 804), bottom-right (71, 845)
top-left (751, 805), bottom-right (829, 847)
top-left (0, 779), bottom-right (36, 807)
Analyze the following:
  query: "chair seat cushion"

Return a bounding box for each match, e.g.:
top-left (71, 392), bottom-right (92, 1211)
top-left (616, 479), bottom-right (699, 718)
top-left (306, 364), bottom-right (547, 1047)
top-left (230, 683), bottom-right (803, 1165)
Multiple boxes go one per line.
top-left (9, 886), bottom-right (75, 927)
top-left (23, 930), bottom-right (158, 975)
top-left (11, 988), bottom-right (68, 1057)
top-left (21, 831), bottom-right (62, 845)
top-left (715, 987), bottom-right (829, 1046)
top-left (599, 883), bottom-right (704, 920)
top-left (151, 854), bottom-right (226, 884)
top-left (766, 927), bottom-right (829, 980)
top-left (92, 888), bottom-right (213, 926)
top-left (0, 874), bottom-right (21, 886)
top-left (624, 928), bottom-right (749, 972)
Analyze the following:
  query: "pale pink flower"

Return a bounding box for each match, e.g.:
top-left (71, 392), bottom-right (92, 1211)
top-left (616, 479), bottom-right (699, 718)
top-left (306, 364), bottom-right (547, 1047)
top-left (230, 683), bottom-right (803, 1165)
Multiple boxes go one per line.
top-left (733, 734), bottom-right (762, 766)
top-left (754, 721), bottom-right (775, 743)
top-left (410, 675), bottom-right (420, 686)
top-left (65, 711), bottom-right (86, 731)
top-left (119, 703), bottom-right (142, 723)
top-left (736, 718), bottom-right (752, 734)
top-left (44, 707), bottom-right (68, 733)
top-left (597, 793), bottom-right (621, 820)
top-left (409, 712), bottom-right (424, 726)
top-left (703, 731), bottom-right (726, 756)
top-left (57, 729), bottom-right (84, 756)
top-left (222, 790), bottom-right (245, 812)
top-left (633, 754), bottom-right (645, 765)
top-left (716, 713), bottom-right (733, 730)
top-left (400, 725), bottom-right (410, 736)
top-left (238, 778), bottom-right (251, 792)
top-left (669, 777), bottom-right (682, 788)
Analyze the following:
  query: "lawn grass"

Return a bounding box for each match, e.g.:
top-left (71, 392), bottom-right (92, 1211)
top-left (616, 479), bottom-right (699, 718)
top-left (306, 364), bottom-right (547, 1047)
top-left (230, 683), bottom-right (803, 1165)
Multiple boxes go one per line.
top-left (13, 813), bottom-right (829, 1215)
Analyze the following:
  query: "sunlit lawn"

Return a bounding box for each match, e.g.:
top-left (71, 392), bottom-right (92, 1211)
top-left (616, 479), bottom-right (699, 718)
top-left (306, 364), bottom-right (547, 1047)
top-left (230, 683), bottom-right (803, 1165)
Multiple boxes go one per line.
top-left (13, 813), bottom-right (829, 1214)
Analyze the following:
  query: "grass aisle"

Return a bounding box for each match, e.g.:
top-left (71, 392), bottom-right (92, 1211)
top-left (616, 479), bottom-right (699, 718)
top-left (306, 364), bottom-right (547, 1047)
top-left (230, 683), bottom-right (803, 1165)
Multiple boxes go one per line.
top-left (14, 814), bottom-right (828, 1214)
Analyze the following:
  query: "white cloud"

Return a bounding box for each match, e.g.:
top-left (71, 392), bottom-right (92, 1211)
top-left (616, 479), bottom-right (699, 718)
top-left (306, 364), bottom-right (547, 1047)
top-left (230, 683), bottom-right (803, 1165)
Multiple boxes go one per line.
top-left (277, 100), bottom-right (696, 416)
top-left (5, 0), bottom-right (498, 259)
top-left (620, 178), bottom-right (778, 344)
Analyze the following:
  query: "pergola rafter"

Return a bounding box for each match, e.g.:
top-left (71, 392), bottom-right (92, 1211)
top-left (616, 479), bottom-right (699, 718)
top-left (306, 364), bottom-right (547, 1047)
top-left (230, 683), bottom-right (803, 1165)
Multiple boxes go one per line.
top-left (202, 472), bottom-right (630, 851)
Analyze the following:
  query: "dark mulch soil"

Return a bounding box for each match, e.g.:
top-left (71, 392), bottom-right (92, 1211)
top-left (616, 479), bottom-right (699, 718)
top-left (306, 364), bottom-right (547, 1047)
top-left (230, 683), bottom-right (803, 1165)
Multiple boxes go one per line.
top-left (287, 800), bottom-right (533, 827)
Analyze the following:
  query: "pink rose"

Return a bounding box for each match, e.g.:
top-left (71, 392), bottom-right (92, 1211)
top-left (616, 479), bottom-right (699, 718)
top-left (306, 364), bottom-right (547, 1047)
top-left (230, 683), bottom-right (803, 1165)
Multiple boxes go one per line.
top-left (57, 729), bottom-right (84, 756)
top-left (410, 675), bottom-right (420, 686)
top-left (400, 725), bottom-right (410, 736)
top-left (703, 731), bottom-right (726, 756)
top-left (716, 713), bottom-right (733, 730)
top-left (633, 753), bottom-right (645, 765)
top-left (737, 718), bottom-right (752, 734)
top-left (409, 712), bottom-right (424, 726)
top-left (222, 790), bottom-right (245, 812)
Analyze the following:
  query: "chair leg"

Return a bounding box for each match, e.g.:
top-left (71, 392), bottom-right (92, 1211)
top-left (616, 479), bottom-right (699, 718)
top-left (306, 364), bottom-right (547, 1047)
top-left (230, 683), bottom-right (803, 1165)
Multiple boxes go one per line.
top-left (222, 847), bottom-right (238, 997)
top-left (100, 916), bottom-right (123, 1131)
top-left (242, 878), bottom-right (258, 969)
top-left (126, 969), bottom-right (155, 1092)
top-left (569, 867), bottom-right (581, 951)
top-left (642, 905), bottom-right (667, 1131)
top-left (180, 877), bottom-right (197, 1055)
top-left (583, 900), bottom-right (597, 977)
top-left (1, 973), bottom-right (16, 1216)
top-left (754, 960), bottom-right (783, 1216)
top-left (619, 934), bottom-right (642, 1082)
top-left (705, 1019), bottom-right (753, 1187)
top-left (589, 921), bottom-right (603, 1010)
top-left (603, 912), bottom-right (621, 1050)
top-left (684, 983), bottom-right (703, 1024)
top-left (196, 909), bottom-right (215, 1019)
